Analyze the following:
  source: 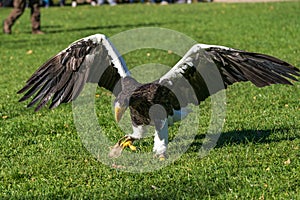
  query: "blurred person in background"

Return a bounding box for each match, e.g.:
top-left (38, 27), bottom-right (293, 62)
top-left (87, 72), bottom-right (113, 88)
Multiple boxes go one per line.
top-left (3, 0), bottom-right (44, 34)
top-left (97, 0), bottom-right (116, 6)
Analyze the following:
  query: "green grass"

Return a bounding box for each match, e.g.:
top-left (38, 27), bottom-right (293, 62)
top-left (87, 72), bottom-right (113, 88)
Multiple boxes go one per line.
top-left (1, 2), bottom-right (300, 199)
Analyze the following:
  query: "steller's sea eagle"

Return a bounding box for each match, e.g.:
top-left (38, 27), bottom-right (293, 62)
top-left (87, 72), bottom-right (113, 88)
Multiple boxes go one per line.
top-left (18, 34), bottom-right (300, 160)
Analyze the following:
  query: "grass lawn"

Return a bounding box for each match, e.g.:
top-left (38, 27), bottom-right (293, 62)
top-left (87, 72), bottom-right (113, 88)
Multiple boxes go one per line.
top-left (1, 1), bottom-right (300, 199)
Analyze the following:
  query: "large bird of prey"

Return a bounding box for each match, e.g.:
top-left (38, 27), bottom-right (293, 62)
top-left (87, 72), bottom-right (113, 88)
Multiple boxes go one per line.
top-left (18, 34), bottom-right (299, 160)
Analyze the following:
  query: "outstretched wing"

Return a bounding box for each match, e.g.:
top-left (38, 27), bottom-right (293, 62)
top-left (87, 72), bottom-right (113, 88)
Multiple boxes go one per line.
top-left (18, 34), bottom-right (130, 111)
top-left (159, 44), bottom-right (299, 107)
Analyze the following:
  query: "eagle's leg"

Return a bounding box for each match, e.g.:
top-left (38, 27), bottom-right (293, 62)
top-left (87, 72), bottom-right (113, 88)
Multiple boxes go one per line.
top-left (153, 119), bottom-right (168, 161)
top-left (122, 125), bottom-right (148, 149)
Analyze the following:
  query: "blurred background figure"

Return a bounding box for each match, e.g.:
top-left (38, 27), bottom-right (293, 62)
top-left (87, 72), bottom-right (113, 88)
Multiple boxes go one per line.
top-left (72, 0), bottom-right (77, 7)
top-left (97, 0), bottom-right (116, 6)
top-left (59, 0), bottom-right (65, 6)
top-left (3, 0), bottom-right (44, 34)
top-left (60, 0), bottom-right (98, 7)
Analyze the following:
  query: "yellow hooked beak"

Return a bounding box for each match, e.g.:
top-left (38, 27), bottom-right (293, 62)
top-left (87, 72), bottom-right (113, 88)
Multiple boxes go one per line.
top-left (115, 106), bottom-right (126, 123)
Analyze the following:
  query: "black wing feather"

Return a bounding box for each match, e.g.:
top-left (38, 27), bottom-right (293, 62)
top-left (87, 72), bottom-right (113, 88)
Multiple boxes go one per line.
top-left (159, 44), bottom-right (299, 108)
top-left (207, 47), bottom-right (299, 87)
top-left (18, 34), bottom-right (129, 111)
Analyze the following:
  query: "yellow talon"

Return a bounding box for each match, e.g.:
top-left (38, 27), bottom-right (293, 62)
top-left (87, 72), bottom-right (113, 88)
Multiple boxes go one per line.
top-left (155, 154), bottom-right (166, 161)
top-left (108, 136), bottom-right (136, 159)
top-left (121, 140), bottom-right (136, 151)
top-left (120, 136), bottom-right (137, 151)
top-left (159, 156), bottom-right (165, 161)
top-left (129, 145), bottom-right (137, 151)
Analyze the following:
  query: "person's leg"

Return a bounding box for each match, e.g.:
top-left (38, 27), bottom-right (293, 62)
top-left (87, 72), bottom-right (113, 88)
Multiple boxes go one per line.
top-left (3, 0), bottom-right (26, 34)
top-left (30, 0), bottom-right (44, 34)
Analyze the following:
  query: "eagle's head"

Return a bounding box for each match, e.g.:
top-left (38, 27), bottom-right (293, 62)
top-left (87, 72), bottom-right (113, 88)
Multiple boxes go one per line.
top-left (114, 77), bottom-right (141, 122)
top-left (114, 93), bottom-right (129, 123)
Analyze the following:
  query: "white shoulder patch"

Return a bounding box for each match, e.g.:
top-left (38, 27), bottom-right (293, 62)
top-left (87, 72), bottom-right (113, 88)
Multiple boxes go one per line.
top-left (101, 35), bottom-right (130, 78)
top-left (159, 43), bottom-right (232, 83)
top-left (194, 43), bottom-right (230, 50)
top-left (80, 34), bottom-right (130, 78)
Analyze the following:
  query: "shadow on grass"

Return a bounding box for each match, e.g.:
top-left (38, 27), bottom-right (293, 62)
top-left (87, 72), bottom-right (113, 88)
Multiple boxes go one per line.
top-left (189, 127), bottom-right (299, 151)
top-left (5, 21), bottom-right (170, 36)
top-left (2, 21), bottom-right (170, 49)
top-left (43, 22), bottom-right (167, 34)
